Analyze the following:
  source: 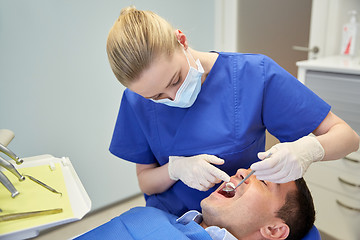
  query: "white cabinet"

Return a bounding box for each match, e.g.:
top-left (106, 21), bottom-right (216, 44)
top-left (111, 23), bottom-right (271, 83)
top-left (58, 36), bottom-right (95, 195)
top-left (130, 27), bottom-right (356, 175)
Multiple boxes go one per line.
top-left (297, 56), bottom-right (360, 240)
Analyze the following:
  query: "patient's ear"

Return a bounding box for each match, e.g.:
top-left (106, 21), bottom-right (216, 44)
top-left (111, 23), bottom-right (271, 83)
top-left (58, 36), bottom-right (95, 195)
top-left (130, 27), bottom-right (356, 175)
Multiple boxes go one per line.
top-left (259, 222), bottom-right (289, 240)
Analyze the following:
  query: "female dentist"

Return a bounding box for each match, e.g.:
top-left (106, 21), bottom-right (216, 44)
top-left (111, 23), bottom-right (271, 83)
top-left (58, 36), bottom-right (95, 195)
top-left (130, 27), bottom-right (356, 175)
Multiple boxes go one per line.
top-left (106, 7), bottom-right (359, 216)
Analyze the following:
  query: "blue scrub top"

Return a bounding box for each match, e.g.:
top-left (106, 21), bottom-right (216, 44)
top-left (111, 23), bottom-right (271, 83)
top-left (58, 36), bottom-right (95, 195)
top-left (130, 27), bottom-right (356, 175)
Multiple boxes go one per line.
top-left (110, 52), bottom-right (330, 216)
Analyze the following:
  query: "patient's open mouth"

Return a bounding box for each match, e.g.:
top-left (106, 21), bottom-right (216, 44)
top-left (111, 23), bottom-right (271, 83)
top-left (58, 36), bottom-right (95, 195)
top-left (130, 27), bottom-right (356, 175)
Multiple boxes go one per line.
top-left (218, 174), bottom-right (244, 198)
top-left (218, 188), bottom-right (235, 198)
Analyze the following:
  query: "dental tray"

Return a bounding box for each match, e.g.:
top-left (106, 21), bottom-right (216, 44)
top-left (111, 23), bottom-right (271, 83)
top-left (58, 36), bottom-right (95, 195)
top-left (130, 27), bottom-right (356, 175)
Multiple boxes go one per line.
top-left (0, 154), bottom-right (91, 240)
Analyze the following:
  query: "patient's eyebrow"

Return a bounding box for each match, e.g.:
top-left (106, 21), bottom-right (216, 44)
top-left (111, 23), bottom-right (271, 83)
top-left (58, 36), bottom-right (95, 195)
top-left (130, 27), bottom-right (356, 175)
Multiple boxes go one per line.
top-left (271, 183), bottom-right (281, 192)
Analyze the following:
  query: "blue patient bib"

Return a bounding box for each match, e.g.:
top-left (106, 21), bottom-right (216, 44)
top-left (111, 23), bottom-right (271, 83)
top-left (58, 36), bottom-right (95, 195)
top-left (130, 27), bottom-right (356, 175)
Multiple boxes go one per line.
top-left (74, 207), bottom-right (212, 240)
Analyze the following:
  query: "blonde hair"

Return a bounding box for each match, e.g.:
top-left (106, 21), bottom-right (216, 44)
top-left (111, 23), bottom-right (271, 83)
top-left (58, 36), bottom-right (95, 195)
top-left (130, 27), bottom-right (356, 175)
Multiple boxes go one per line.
top-left (106, 6), bottom-right (180, 86)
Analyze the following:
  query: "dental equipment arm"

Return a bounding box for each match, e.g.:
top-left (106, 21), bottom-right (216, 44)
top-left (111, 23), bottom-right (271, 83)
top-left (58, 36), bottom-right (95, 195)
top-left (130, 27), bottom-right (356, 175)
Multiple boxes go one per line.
top-left (0, 143), bottom-right (24, 165)
top-left (0, 129), bottom-right (23, 165)
top-left (0, 171), bottom-right (19, 198)
top-left (0, 129), bottom-right (24, 197)
top-left (0, 156), bottom-right (25, 181)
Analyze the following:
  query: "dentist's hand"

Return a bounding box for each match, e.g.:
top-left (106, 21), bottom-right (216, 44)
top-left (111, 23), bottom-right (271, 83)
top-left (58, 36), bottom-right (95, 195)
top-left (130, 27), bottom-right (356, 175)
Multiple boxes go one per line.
top-left (251, 136), bottom-right (325, 183)
top-left (168, 154), bottom-right (230, 191)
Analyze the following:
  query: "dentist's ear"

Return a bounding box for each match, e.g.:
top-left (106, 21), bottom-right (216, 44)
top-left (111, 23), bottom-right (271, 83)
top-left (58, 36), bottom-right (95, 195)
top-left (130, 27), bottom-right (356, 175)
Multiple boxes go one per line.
top-left (175, 29), bottom-right (188, 50)
top-left (259, 222), bottom-right (289, 240)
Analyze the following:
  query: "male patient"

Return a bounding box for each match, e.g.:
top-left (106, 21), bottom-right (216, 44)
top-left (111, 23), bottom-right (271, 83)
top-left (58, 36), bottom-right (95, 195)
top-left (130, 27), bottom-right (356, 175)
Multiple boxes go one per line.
top-left (75, 169), bottom-right (315, 240)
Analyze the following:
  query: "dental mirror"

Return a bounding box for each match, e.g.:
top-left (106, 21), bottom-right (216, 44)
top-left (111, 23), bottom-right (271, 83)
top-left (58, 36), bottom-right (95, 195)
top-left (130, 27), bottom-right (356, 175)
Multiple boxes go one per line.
top-left (220, 152), bottom-right (272, 197)
top-left (221, 170), bottom-right (255, 193)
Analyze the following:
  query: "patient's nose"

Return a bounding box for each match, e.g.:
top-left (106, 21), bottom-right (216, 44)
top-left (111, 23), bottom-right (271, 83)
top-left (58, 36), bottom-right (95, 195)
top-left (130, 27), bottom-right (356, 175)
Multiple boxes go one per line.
top-left (234, 168), bottom-right (251, 178)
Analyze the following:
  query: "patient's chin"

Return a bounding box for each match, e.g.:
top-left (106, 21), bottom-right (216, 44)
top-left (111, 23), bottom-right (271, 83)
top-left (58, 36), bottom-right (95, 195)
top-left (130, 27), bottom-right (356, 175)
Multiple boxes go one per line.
top-left (201, 205), bottom-right (224, 228)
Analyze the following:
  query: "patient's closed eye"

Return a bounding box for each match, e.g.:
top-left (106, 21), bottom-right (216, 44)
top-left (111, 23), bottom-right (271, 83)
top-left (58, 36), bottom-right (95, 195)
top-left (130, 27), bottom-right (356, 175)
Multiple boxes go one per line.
top-left (171, 77), bottom-right (181, 86)
top-left (260, 180), bottom-right (268, 186)
top-left (152, 94), bottom-right (162, 100)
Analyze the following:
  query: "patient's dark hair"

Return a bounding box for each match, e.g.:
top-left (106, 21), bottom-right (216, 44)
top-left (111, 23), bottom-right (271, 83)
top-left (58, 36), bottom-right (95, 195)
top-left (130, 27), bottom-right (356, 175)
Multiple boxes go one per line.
top-left (276, 178), bottom-right (315, 240)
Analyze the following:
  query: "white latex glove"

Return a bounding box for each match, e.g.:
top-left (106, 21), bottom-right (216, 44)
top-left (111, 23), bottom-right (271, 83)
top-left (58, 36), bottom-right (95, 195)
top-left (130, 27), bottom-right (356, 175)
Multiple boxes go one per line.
top-left (168, 154), bottom-right (231, 191)
top-left (250, 135), bottom-right (325, 183)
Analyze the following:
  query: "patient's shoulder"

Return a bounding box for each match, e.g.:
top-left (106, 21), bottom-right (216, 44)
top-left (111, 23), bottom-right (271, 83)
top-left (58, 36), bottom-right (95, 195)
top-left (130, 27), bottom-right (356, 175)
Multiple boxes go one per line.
top-left (126, 206), bottom-right (164, 215)
top-left (120, 206), bottom-right (177, 223)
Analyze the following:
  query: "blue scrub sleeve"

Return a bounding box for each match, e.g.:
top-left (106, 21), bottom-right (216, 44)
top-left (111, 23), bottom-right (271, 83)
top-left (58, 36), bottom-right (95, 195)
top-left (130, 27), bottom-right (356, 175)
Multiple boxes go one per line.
top-left (109, 91), bottom-right (156, 164)
top-left (262, 56), bottom-right (331, 142)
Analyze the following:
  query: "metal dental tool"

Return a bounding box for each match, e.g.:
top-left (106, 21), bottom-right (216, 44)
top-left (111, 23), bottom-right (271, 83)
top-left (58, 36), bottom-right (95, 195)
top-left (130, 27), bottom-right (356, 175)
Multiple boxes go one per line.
top-left (0, 171), bottom-right (19, 198)
top-left (222, 152), bottom-right (273, 193)
top-left (0, 129), bottom-right (24, 197)
top-left (24, 174), bottom-right (62, 196)
top-left (0, 143), bottom-right (24, 165)
top-left (0, 208), bottom-right (63, 222)
top-left (0, 156), bottom-right (25, 181)
top-left (222, 170), bottom-right (256, 193)
top-left (0, 131), bottom-right (61, 197)
top-left (0, 156), bottom-right (25, 198)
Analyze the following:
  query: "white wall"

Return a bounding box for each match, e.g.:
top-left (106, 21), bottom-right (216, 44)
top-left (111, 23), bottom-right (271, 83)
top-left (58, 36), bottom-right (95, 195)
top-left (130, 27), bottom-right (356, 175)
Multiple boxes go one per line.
top-left (0, 0), bottom-right (214, 211)
top-left (310, 0), bottom-right (360, 58)
top-left (330, 0), bottom-right (360, 56)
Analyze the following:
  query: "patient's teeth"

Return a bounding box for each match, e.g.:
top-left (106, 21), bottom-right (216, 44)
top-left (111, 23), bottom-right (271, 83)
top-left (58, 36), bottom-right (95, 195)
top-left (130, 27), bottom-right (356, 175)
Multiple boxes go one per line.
top-left (226, 182), bottom-right (235, 189)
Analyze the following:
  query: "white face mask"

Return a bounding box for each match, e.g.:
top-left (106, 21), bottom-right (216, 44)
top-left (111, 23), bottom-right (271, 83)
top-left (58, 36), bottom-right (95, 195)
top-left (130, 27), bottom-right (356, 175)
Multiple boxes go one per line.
top-left (151, 49), bottom-right (204, 108)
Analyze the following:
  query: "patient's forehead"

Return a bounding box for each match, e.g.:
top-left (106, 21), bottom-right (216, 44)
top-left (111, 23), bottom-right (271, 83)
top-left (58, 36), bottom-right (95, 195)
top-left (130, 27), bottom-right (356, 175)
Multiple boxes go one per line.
top-left (275, 181), bottom-right (297, 201)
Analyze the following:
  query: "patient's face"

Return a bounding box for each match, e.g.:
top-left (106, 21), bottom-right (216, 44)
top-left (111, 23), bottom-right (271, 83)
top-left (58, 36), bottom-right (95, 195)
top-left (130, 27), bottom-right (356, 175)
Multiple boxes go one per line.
top-left (200, 169), bottom-right (296, 237)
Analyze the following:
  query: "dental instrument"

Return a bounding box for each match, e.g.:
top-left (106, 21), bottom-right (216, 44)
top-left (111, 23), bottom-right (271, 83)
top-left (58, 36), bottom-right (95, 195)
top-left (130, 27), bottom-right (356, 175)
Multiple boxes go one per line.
top-left (0, 145), bottom-right (61, 197)
top-left (0, 129), bottom-right (24, 197)
top-left (0, 171), bottom-right (19, 198)
top-left (24, 174), bottom-right (62, 196)
top-left (0, 155), bottom-right (25, 197)
top-left (0, 142), bottom-right (24, 165)
top-left (0, 156), bottom-right (25, 181)
top-left (0, 208), bottom-right (63, 222)
top-left (221, 152), bottom-right (273, 194)
top-left (222, 169), bottom-right (256, 193)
